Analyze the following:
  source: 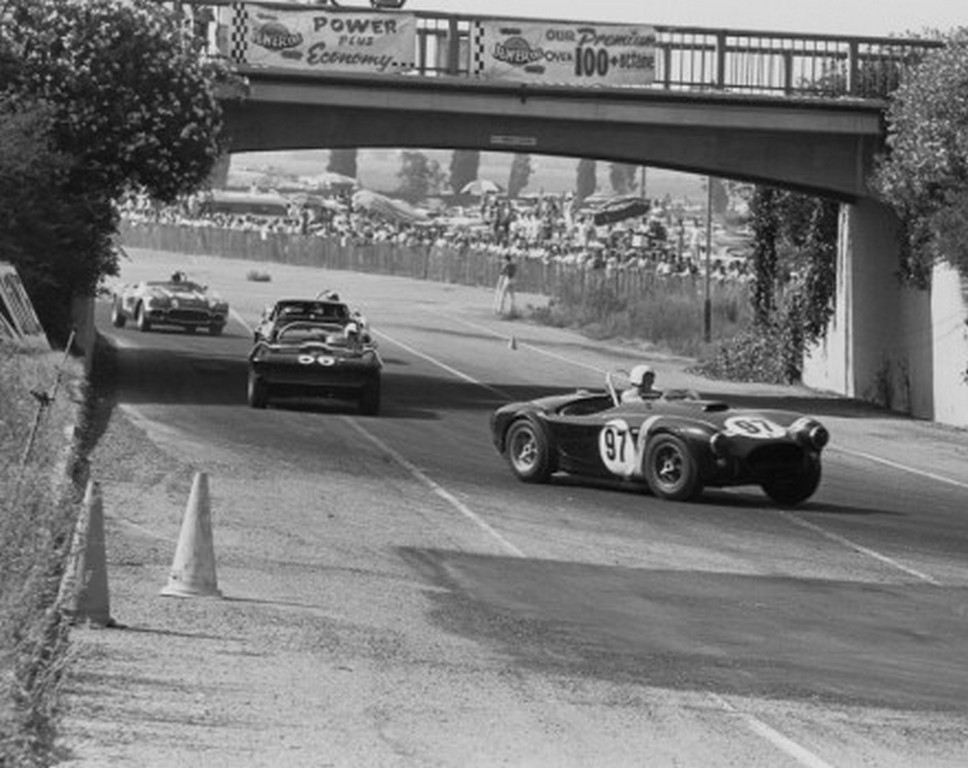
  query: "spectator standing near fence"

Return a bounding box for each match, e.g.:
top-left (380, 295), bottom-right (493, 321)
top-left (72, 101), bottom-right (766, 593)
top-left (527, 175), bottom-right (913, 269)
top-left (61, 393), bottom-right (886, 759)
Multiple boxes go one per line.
top-left (494, 252), bottom-right (517, 316)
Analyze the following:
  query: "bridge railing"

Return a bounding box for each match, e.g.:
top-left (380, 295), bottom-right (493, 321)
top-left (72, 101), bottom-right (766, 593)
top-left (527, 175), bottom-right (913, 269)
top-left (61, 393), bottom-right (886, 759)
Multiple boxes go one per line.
top-left (174, 2), bottom-right (941, 99)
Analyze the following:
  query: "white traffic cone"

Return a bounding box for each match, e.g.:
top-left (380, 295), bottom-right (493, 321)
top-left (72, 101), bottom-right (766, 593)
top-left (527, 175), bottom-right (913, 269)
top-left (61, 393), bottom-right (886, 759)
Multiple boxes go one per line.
top-left (161, 472), bottom-right (222, 598)
top-left (61, 480), bottom-right (115, 627)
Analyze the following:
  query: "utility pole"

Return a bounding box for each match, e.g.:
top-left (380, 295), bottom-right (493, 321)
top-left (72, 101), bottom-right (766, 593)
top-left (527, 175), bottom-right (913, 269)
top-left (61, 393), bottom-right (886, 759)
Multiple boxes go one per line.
top-left (703, 176), bottom-right (713, 343)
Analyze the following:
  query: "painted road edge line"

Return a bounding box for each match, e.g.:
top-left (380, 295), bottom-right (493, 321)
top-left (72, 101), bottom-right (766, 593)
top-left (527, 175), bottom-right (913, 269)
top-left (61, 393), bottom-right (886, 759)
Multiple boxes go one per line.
top-left (831, 446), bottom-right (968, 492)
top-left (341, 416), bottom-right (526, 559)
top-left (373, 327), bottom-right (512, 400)
top-left (709, 694), bottom-right (837, 768)
top-left (778, 510), bottom-right (941, 586)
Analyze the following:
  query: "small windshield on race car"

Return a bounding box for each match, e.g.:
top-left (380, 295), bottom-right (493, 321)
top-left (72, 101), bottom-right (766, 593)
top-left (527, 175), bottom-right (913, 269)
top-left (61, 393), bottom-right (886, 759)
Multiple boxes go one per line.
top-left (149, 280), bottom-right (205, 292)
top-left (276, 301), bottom-right (350, 322)
top-left (274, 322), bottom-right (342, 345)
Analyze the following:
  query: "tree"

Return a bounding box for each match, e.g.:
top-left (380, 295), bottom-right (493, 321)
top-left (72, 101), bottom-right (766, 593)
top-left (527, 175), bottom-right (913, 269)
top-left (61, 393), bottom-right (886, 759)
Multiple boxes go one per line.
top-left (608, 163), bottom-right (638, 196)
top-left (872, 29), bottom-right (968, 285)
top-left (0, 99), bottom-right (115, 323)
top-left (749, 187), bottom-right (780, 328)
top-left (0, 0), bottom-right (228, 338)
top-left (576, 158), bottom-right (596, 201)
top-left (327, 148), bottom-right (358, 179)
top-left (507, 154), bottom-right (532, 198)
top-left (449, 149), bottom-right (480, 196)
top-left (395, 150), bottom-right (443, 204)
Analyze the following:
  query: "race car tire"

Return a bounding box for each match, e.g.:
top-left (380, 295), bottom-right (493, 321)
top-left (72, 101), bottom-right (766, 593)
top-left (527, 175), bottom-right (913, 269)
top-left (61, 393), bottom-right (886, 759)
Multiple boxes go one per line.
top-left (247, 371), bottom-right (269, 409)
top-left (209, 323), bottom-right (224, 336)
top-left (135, 303), bottom-right (151, 332)
top-left (762, 461), bottom-right (821, 506)
top-left (184, 325), bottom-right (196, 334)
top-left (110, 300), bottom-right (126, 328)
top-left (505, 419), bottom-right (554, 483)
top-left (359, 377), bottom-right (381, 416)
top-left (644, 433), bottom-right (702, 501)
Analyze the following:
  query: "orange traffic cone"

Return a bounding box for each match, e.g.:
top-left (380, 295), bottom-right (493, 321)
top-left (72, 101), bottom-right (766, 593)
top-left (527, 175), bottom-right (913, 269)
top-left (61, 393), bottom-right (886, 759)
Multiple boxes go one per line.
top-left (508, 335), bottom-right (518, 350)
top-left (61, 480), bottom-right (115, 627)
top-left (161, 472), bottom-right (222, 598)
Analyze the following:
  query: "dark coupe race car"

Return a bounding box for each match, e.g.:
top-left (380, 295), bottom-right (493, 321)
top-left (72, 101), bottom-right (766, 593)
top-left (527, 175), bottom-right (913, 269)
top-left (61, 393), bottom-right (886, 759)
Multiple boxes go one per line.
top-left (247, 319), bottom-right (382, 415)
top-left (110, 275), bottom-right (228, 335)
top-left (491, 370), bottom-right (829, 505)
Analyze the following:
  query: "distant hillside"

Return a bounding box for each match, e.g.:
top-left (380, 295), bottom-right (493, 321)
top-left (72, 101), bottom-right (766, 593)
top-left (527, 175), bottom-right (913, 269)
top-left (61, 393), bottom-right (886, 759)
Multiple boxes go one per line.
top-left (231, 149), bottom-right (706, 202)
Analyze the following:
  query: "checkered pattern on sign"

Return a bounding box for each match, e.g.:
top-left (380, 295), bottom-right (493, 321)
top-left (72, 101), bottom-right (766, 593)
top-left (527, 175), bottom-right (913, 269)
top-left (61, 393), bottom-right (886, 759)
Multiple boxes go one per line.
top-left (230, 3), bottom-right (249, 64)
top-left (471, 21), bottom-right (485, 78)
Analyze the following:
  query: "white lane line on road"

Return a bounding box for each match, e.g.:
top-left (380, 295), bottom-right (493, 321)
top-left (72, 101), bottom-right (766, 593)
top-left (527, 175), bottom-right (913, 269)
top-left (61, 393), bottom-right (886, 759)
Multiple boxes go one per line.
top-left (373, 328), bottom-right (512, 399)
top-left (709, 694), bottom-right (837, 768)
top-left (831, 446), bottom-right (968, 492)
top-left (341, 417), bottom-right (526, 558)
top-left (230, 308), bottom-right (253, 334)
top-left (777, 510), bottom-right (942, 586)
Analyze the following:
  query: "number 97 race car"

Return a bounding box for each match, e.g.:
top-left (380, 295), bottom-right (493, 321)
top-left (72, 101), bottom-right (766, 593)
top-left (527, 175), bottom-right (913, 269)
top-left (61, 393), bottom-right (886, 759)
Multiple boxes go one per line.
top-left (490, 370), bottom-right (830, 506)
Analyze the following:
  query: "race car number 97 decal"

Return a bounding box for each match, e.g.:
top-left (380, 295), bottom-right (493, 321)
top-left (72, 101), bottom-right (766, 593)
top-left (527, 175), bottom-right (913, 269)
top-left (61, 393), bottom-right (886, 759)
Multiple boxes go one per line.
top-left (599, 419), bottom-right (637, 476)
top-left (724, 416), bottom-right (786, 439)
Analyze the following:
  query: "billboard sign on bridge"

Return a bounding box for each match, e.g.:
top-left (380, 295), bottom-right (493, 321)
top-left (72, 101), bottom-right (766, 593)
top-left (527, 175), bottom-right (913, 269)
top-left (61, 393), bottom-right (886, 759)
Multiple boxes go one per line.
top-left (471, 20), bottom-right (656, 86)
top-left (220, 4), bottom-right (416, 74)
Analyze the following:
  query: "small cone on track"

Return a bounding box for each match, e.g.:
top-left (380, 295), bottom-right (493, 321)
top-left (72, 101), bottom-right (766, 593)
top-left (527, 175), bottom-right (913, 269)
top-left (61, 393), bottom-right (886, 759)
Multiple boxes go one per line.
top-left (161, 472), bottom-right (222, 598)
top-left (61, 480), bottom-right (116, 627)
top-left (508, 335), bottom-right (517, 350)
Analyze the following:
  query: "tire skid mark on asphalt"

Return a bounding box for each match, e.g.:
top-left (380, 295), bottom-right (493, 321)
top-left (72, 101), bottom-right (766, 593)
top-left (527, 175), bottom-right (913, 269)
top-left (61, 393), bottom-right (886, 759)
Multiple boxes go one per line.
top-left (776, 509), bottom-right (942, 586)
top-left (340, 416), bottom-right (526, 558)
top-left (356, 320), bottom-right (862, 766)
top-left (709, 694), bottom-right (837, 768)
top-left (829, 446), bottom-right (968, 492)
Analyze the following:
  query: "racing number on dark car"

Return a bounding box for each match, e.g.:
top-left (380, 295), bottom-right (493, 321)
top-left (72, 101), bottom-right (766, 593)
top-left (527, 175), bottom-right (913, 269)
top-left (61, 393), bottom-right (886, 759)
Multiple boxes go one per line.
top-left (724, 416), bottom-right (785, 439)
top-left (599, 419), bottom-right (637, 476)
top-left (604, 426), bottom-right (627, 462)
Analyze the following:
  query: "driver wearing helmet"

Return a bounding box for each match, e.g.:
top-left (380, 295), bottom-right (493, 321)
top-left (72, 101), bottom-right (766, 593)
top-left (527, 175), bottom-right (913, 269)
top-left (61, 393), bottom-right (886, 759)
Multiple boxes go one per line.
top-left (621, 364), bottom-right (660, 403)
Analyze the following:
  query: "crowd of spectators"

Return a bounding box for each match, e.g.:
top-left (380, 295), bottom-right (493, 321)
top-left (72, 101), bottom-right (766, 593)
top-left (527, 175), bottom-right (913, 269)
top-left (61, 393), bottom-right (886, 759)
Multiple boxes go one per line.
top-left (119, 187), bottom-right (754, 286)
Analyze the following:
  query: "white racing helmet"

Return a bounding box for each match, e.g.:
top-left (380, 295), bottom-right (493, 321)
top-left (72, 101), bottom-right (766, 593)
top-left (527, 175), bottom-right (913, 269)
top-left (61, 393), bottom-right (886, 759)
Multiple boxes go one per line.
top-left (629, 364), bottom-right (655, 386)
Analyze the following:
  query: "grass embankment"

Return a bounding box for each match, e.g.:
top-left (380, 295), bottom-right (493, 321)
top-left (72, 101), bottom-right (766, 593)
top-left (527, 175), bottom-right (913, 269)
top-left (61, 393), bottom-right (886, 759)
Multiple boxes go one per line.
top-left (531, 276), bottom-right (751, 360)
top-left (1, 341), bottom-right (85, 767)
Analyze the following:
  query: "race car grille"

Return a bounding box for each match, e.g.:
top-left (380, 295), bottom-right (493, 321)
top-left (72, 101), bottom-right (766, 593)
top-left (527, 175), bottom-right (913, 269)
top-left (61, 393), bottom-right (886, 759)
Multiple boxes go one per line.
top-left (168, 309), bottom-right (211, 323)
top-left (745, 443), bottom-right (805, 474)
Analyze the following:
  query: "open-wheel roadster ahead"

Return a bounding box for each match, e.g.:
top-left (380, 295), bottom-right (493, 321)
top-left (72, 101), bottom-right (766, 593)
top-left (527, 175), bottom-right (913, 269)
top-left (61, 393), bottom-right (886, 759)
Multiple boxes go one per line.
top-left (490, 370), bottom-right (829, 506)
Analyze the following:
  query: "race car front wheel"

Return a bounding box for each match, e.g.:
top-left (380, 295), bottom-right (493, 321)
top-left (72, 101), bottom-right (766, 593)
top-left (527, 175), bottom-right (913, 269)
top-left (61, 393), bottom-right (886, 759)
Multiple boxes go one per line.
top-left (644, 434), bottom-right (702, 501)
top-left (135, 303), bottom-right (151, 332)
top-left (505, 420), bottom-right (554, 483)
top-left (247, 371), bottom-right (269, 409)
top-left (110, 300), bottom-right (126, 328)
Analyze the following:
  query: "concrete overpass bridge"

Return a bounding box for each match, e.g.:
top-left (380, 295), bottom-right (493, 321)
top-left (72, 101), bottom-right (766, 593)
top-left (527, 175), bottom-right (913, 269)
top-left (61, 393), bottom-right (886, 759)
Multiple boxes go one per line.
top-left (180, 2), bottom-right (967, 426)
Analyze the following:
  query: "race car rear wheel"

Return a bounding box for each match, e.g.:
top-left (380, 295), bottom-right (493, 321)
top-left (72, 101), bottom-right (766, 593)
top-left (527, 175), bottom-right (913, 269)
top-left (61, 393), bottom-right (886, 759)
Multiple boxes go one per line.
top-left (209, 323), bottom-right (223, 336)
top-left (762, 461), bottom-right (821, 506)
top-left (110, 300), bottom-right (126, 328)
top-left (505, 420), bottom-right (554, 483)
top-left (359, 377), bottom-right (381, 416)
top-left (135, 303), bottom-right (151, 332)
top-left (644, 434), bottom-right (702, 501)
top-left (247, 371), bottom-right (269, 409)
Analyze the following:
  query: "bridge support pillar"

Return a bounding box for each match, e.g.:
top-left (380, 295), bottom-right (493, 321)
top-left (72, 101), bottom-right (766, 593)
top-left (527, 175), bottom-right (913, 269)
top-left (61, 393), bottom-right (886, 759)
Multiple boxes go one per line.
top-left (804, 199), bottom-right (968, 426)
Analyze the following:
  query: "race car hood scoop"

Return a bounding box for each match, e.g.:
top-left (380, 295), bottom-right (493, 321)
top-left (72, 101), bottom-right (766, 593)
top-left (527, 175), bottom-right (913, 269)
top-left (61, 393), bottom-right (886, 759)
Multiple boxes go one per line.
top-left (698, 401), bottom-right (729, 412)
